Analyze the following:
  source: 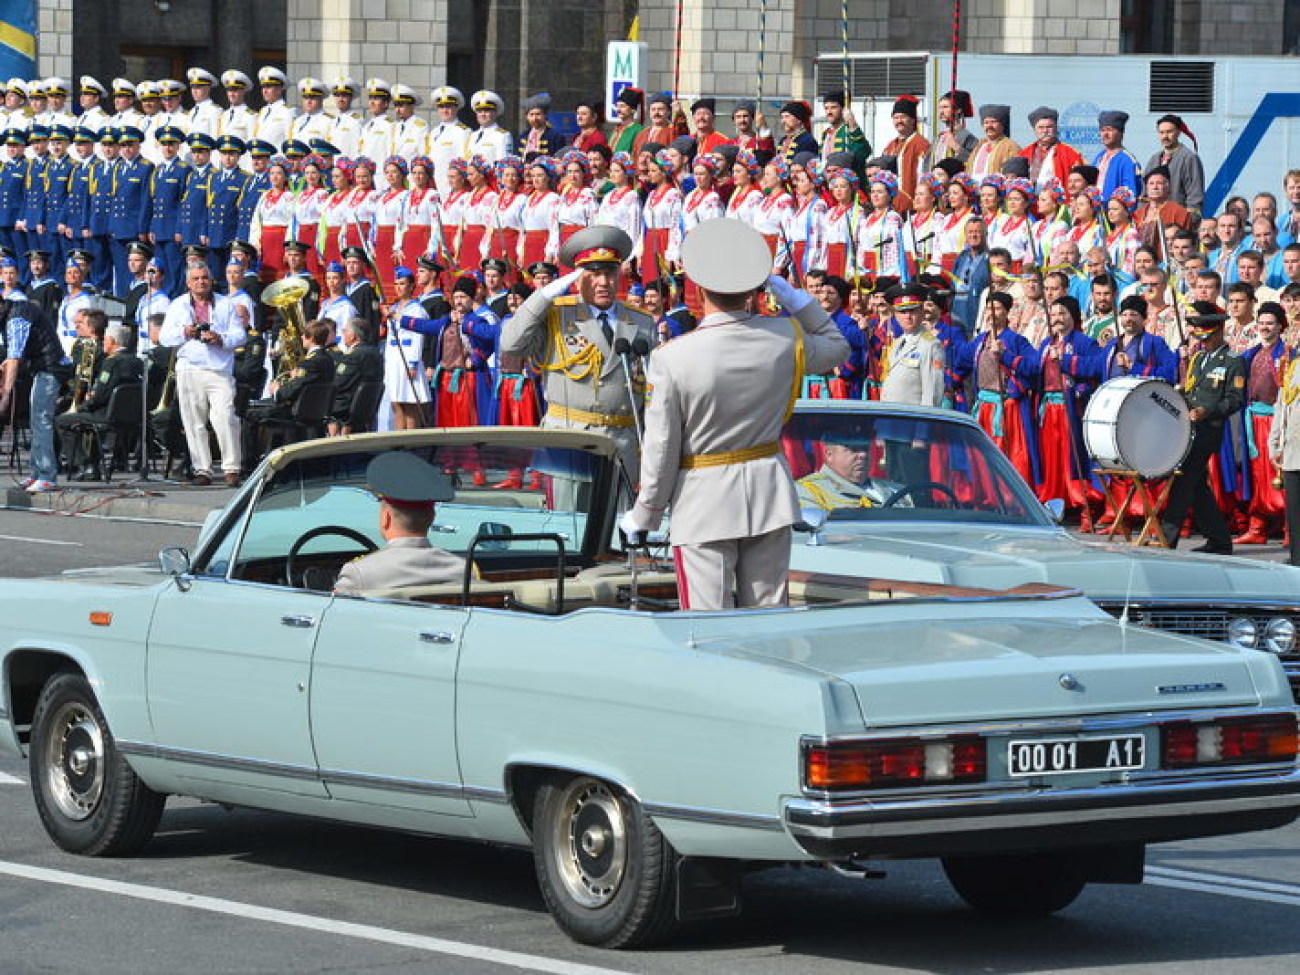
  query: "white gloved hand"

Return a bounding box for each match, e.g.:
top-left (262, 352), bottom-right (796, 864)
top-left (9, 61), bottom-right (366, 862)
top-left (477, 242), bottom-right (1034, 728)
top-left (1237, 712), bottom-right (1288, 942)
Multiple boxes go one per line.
top-left (542, 268), bottom-right (583, 300)
top-left (618, 510), bottom-right (648, 544)
top-left (767, 274), bottom-right (814, 313)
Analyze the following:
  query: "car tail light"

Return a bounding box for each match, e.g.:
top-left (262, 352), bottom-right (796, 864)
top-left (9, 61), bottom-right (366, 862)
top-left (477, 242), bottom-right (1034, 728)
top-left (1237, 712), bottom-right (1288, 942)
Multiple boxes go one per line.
top-left (805, 736), bottom-right (986, 792)
top-left (1161, 713), bottom-right (1298, 768)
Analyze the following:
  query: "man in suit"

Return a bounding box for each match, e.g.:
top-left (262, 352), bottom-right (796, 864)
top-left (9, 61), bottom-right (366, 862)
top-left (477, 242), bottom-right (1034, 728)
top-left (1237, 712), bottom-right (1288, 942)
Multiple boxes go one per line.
top-left (328, 317), bottom-right (383, 435)
top-left (242, 317), bottom-right (334, 461)
top-left (334, 451), bottom-right (466, 595)
top-left (500, 225), bottom-right (656, 481)
top-left (620, 218), bottom-right (850, 610)
top-left (56, 321), bottom-right (142, 478)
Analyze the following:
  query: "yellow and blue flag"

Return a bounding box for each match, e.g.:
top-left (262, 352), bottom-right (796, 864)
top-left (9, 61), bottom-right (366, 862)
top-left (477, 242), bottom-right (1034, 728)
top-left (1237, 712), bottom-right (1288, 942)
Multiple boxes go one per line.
top-left (0, 1), bottom-right (36, 80)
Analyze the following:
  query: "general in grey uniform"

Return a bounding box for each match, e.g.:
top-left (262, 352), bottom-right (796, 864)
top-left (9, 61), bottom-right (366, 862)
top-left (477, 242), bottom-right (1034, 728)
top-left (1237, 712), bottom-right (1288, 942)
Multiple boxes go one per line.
top-left (334, 452), bottom-right (467, 595)
top-left (499, 225), bottom-right (655, 482)
top-left (623, 218), bottom-right (850, 610)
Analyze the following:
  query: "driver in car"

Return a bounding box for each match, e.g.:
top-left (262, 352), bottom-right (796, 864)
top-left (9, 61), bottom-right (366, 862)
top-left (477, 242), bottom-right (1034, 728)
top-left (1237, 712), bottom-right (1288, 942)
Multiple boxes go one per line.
top-left (796, 425), bottom-right (886, 511)
top-left (334, 452), bottom-right (467, 594)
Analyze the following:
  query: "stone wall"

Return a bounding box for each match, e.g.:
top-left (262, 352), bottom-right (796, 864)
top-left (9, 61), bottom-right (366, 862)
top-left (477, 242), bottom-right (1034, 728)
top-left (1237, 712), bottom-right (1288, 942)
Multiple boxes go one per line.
top-left (37, 0), bottom-right (73, 78)
top-left (287, 0), bottom-right (449, 91)
top-left (963, 0), bottom-right (1122, 56)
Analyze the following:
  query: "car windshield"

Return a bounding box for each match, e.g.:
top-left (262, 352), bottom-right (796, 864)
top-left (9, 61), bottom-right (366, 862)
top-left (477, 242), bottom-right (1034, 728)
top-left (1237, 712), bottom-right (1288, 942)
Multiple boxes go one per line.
top-left (783, 408), bottom-right (1050, 526)
top-left (209, 443), bottom-right (610, 581)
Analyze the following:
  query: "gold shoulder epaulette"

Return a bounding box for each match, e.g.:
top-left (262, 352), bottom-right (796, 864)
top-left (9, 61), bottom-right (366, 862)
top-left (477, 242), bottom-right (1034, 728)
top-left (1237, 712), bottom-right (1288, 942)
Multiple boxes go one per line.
top-left (553, 296), bottom-right (579, 307)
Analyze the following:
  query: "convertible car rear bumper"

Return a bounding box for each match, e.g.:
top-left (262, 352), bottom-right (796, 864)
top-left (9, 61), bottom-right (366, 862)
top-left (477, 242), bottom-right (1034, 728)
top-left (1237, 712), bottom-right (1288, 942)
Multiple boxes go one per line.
top-left (783, 766), bottom-right (1300, 859)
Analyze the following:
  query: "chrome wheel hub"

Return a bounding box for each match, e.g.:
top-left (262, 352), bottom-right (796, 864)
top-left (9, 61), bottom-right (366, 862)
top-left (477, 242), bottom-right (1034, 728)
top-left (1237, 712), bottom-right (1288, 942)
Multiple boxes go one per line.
top-left (42, 702), bottom-right (105, 821)
top-left (551, 779), bottom-right (628, 909)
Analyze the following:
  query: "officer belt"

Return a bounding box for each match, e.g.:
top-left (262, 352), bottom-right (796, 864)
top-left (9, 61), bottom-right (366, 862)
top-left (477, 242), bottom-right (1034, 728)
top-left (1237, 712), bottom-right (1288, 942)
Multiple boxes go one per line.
top-left (546, 403), bottom-right (636, 429)
top-left (680, 441), bottom-right (779, 470)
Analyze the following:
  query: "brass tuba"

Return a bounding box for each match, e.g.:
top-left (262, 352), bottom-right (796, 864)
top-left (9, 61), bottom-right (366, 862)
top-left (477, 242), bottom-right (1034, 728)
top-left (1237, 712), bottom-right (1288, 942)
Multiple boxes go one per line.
top-left (151, 346), bottom-right (179, 415)
top-left (67, 337), bottom-right (98, 413)
top-left (262, 276), bottom-right (310, 383)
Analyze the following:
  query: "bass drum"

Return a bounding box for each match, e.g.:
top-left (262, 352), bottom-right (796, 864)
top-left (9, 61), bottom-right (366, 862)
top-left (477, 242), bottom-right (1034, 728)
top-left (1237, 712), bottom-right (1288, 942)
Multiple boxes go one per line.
top-left (1083, 376), bottom-right (1192, 478)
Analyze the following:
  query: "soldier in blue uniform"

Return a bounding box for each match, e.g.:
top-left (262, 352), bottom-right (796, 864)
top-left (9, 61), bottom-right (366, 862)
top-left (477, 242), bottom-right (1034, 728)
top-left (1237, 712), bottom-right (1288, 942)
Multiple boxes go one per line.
top-left (59, 127), bottom-right (96, 280)
top-left (206, 135), bottom-right (250, 278)
top-left (18, 125), bottom-right (52, 276)
top-left (175, 132), bottom-right (216, 294)
top-left (43, 124), bottom-right (75, 272)
top-left (85, 128), bottom-right (118, 293)
top-left (108, 125), bottom-right (153, 296)
top-left (236, 139), bottom-right (274, 243)
top-left (148, 125), bottom-right (188, 295)
top-left (0, 129), bottom-right (28, 264)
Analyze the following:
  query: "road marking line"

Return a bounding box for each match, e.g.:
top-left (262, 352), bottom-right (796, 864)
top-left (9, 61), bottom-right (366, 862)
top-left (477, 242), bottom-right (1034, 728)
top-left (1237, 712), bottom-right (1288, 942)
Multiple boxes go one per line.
top-left (0, 860), bottom-right (630, 975)
top-left (1147, 866), bottom-right (1300, 908)
top-left (1148, 865), bottom-right (1300, 899)
top-left (0, 772), bottom-right (23, 785)
top-left (0, 534), bottom-right (82, 547)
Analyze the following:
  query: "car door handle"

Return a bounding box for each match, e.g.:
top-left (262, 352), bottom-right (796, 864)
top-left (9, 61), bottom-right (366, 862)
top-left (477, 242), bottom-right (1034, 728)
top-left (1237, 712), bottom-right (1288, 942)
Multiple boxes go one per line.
top-left (420, 630), bottom-right (456, 645)
top-left (280, 614), bottom-right (317, 629)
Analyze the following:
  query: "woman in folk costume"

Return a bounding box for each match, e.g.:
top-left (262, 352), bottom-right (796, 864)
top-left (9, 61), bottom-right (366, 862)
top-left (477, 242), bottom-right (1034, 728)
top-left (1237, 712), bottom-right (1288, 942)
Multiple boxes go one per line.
top-left (319, 158), bottom-right (356, 271)
top-left (977, 174), bottom-right (1005, 226)
top-left (519, 156), bottom-right (560, 268)
top-left (640, 149), bottom-right (682, 284)
top-left (440, 157), bottom-right (472, 267)
top-left (1104, 186), bottom-right (1143, 277)
top-left (752, 157), bottom-right (796, 272)
top-left (821, 166), bottom-right (865, 280)
top-left (1237, 302), bottom-right (1290, 544)
top-left (1266, 315), bottom-right (1300, 564)
top-left (1034, 295), bottom-right (1100, 528)
top-left (671, 152), bottom-right (724, 313)
top-left (785, 154), bottom-right (827, 283)
top-left (398, 155), bottom-right (443, 269)
top-left (382, 265), bottom-right (431, 429)
top-left (292, 156), bottom-right (331, 286)
top-left (1011, 268), bottom-right (1052, 348)
top-left (485, 155), bottom-right (526, 272)
top-left (249, 157), bottom-right (294, 282)
top-left (933, 173), bottom-right (975, 272)
top-left (904, 173), bottom-right (943, 273)
top-left (370, 156), bottom-right (410, 301)
top-left (554, 149), bottom-right (597, 269)
top-left (989, 177), bottom-right (1038, 272)
top-left (457, 155), bottom-right (499, 273)
top-left (1031, 179), bottom-right (1070, 267)
top-left (1067, 186), bottom-right (1104, 253)
top-left (342, 156), bottom-right (379, 252)
top-left (594, 151), bottom-right (643, 282)
top-left (857, 170), bottom-right (905, 280)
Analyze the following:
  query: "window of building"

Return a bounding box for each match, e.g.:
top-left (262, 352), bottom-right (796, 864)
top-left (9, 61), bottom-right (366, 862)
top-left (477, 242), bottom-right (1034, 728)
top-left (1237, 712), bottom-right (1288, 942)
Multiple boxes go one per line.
top-left (1120, 0), bottom-right (1174, 54)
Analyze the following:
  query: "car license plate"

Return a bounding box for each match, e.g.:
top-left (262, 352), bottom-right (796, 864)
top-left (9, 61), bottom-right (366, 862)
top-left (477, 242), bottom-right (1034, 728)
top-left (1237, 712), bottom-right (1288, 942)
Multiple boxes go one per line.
top-left (1007, 734), bottom-right (1146, 777)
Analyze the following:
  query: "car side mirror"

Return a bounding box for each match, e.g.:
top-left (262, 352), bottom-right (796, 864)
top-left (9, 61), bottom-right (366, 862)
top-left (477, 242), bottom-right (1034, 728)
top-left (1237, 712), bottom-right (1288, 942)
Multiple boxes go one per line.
top-left (158, 546), bottom-right (192, 590)
top-left (795, 507), bottom-right (828, 546)
top-left (1043, 499), bottom-right (1065, 524)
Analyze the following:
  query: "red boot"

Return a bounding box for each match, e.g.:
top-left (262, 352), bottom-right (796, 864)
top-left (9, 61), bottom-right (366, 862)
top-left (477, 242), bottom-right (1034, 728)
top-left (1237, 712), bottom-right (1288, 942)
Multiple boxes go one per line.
top-left (491, 469), bottom-right (524, 490)
top-left (1233, 517), bottom-right (1269, 545)
top-left (526, 470), bottom-right (544, 490)
top-left (472, 469), bottom-right (487, 487)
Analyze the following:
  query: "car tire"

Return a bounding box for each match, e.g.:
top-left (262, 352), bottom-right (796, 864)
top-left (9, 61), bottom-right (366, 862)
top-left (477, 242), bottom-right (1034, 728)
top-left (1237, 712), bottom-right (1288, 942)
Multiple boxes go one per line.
top-left (29, 672), bottom-right (165, 856)
top-left (532, 775), bottom-right (679, 948)
top-left (942, 852), bottom-right (1087, 916)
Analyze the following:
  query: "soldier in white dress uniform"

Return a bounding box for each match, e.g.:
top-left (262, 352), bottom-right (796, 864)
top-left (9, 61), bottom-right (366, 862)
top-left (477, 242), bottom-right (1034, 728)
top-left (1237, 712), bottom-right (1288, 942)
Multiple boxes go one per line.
top-left (426, 86), bottom-right (470, 196)
top-left (389, 85), bottom-right (428, 163)
top-left (287, 77), bottom-right (333, 146)
top-left (467, 90), bottom-right (512, 165)
top-left (218, 70), bottom-right (256, 143)
top-left (358, 78), bottom-right (395, 162)
top-left (74, 76), bottom-right (109, 134)
top-left (185, 68), bottom-right (222, 137)
top-left (253, 67), bottom-right (296, 151)
top-left (621, 218), bottom-right (850, 610)
top-left (329, 76), bottom-right (363, 159)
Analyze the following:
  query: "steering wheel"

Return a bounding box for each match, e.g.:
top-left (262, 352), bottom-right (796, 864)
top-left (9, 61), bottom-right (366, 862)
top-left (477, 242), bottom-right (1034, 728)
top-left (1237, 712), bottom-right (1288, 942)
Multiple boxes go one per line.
top-left (286, 525), bottom-right (378, 588)
top-left (882, 481), bottom-right (962, 509)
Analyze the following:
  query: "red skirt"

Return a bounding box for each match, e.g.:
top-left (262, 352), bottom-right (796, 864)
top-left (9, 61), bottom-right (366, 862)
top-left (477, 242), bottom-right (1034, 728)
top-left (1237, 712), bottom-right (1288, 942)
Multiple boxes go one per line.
top-left (436, 370), bottom-right (478, 428)
top-left (457, 224), bottom-right (487, 274)
top-left (401, 224), bottom-right (432, 265)
top-left (641, 227), bottom-right (670, 284)
top-left (521, 229), bottom-right (549, 269)
top-left (791, 241), bottom-right (807, 281)
top-left (486, 227), bottom-right (520, 272)
top-left (1246, 412), bottom-right (1286, 519)
top-left (825, 242), bottom-right (848, 278)
top-left (558, 224), bottom-right (583, 272)
top-left (258, 225), bottom-right (288, 283)
top-left (297, 228), bottom-right (324, 289)
top-left (374, 224), bottom-right (399, 302)
top-left (496, 376), bottom-right (541, 427)
top-left (976, 397), bottom-right (1034, 487)
top-left (1036, 400), bottom-right (1089, 509)
top-left (442, 226), bottom-right (459, 267)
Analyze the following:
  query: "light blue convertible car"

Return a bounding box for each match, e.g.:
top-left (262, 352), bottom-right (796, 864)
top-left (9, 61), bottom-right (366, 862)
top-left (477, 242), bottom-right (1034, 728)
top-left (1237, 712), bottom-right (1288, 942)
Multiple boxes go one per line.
top-left (2, 427), bottom-right (1299, 948)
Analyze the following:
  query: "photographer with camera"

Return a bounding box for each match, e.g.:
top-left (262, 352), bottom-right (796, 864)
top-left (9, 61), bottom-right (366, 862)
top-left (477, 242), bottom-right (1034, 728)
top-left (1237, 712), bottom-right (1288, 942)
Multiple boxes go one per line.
top-left (159, 262), bottom-right (246, 485)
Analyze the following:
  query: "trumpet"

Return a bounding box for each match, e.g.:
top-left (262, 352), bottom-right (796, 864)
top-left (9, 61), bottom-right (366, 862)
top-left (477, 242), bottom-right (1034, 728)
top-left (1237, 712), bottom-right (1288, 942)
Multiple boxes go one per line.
top-left (262, 277), bottom-right (310, 383)
top-left (67, 337), bottom-right (98, 413)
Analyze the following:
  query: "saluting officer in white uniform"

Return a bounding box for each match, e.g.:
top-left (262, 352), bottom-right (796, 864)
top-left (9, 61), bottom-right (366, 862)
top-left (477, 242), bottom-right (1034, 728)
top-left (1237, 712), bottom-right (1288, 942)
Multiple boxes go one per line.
top-left (328, 76), bottom-right (363, 159)
top-left (185, 68), bottom-right (222, 138)
top-left (287, 77), bottom-right (333, 145)
top-left (426, 86), bottom-right (470, 196)
top-left (467, 90), bottom-right (512, 165)
top-left (358, 78), bottom-right (395, 161)
top-left (621, 218), bottom-right (850, 611)
top-left (389, 85), bottom-right (428, 163)
top-left (253, 67), bottom-right (296, 151)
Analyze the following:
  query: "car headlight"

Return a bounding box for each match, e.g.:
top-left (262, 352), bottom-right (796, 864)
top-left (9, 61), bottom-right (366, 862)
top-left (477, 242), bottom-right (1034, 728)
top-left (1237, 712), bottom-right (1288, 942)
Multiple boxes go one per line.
top-left (1226, 616), bottom-right (1258, 649)
top-left (1263, 617), bottom-right (1295, 655)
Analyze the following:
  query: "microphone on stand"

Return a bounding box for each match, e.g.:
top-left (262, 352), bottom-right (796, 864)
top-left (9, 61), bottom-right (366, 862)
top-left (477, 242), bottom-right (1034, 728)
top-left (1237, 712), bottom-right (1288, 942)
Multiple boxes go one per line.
top-left (613, 337), bottom-right (644, 446)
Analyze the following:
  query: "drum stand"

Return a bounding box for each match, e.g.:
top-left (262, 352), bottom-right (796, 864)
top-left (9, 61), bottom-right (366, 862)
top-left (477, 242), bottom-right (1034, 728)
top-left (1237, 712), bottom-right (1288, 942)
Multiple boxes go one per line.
top-left (1095, 468), bottom-right (1179, 547)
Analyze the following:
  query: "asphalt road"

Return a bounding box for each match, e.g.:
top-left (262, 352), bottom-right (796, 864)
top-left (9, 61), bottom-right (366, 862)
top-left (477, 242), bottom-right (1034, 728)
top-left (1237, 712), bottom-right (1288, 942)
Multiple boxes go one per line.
top-left (0, 510), bottom-right (1298, 973)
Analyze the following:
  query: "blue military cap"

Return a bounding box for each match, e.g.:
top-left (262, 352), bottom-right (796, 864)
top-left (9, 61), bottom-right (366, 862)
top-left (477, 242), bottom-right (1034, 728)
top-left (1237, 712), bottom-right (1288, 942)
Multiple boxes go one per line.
top-left (247, 139), bottom-right (275, 158)
top-left (155, 125), bottom-right (185, 145)
top-left (187, 131), bottom-right (217, 151)
top-left (98, 127), bottom-right (119, 145)
top-left (308, 137), bottom-right (339, 156)
top-left (326, 260), bottom-right (345, 274)
top-left (117, 125), bottom-right (144, 143)
top-left (71, 126), bottom-right (96, 143)
top-left (2, 129), bottom-right (26, 146)
top-left (67, 248), bottom-right (93, 267)
top-left (48, 124), bottom-right (72, 142)
top-left (216, 135), bottom-right (246, 154)
top-left (26, 124), bottom-right (49, 142)
top-left (281, 139), bottom-right (310, 159)
top-left (0, 256), bottom-right (16, 269)
top-left (393, 265), bottom-right (413, 280)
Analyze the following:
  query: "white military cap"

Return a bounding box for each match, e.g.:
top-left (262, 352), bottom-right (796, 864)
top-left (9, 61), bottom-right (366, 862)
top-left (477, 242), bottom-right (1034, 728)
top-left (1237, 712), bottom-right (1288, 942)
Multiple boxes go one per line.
top-left (221, 69), bottom-right (252, 91)
top-left (366, 77), bottom-right (392, 99)
top-left (7, 78), bottom-right (28, 97)
top-left (332, 75), bottom-right (358, 96)
top-left (44, 77), bottom-right (71, 97)
top-left (681, 218), bottom-right (771, 294)
top-left (79, 75), bottom-right (107, 97)
top-left (136, 81), bottom-right (160, 100)
top-left (297, 76), bottom-right (326, 98)
top-left (391, 84), bottom-right (420, 106)
top-left (158, 78), bottom-right (185, 97)
top-left (470, 89), bottom-right (504, 113)
top-left (111, 77), bottom-right (136, 97)
top-left (186, 67), bottom-right (218, 87)
top-left (258, 66), bottom-right (288, 87)
top-left (431, 86), bottom-right (464, 109)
